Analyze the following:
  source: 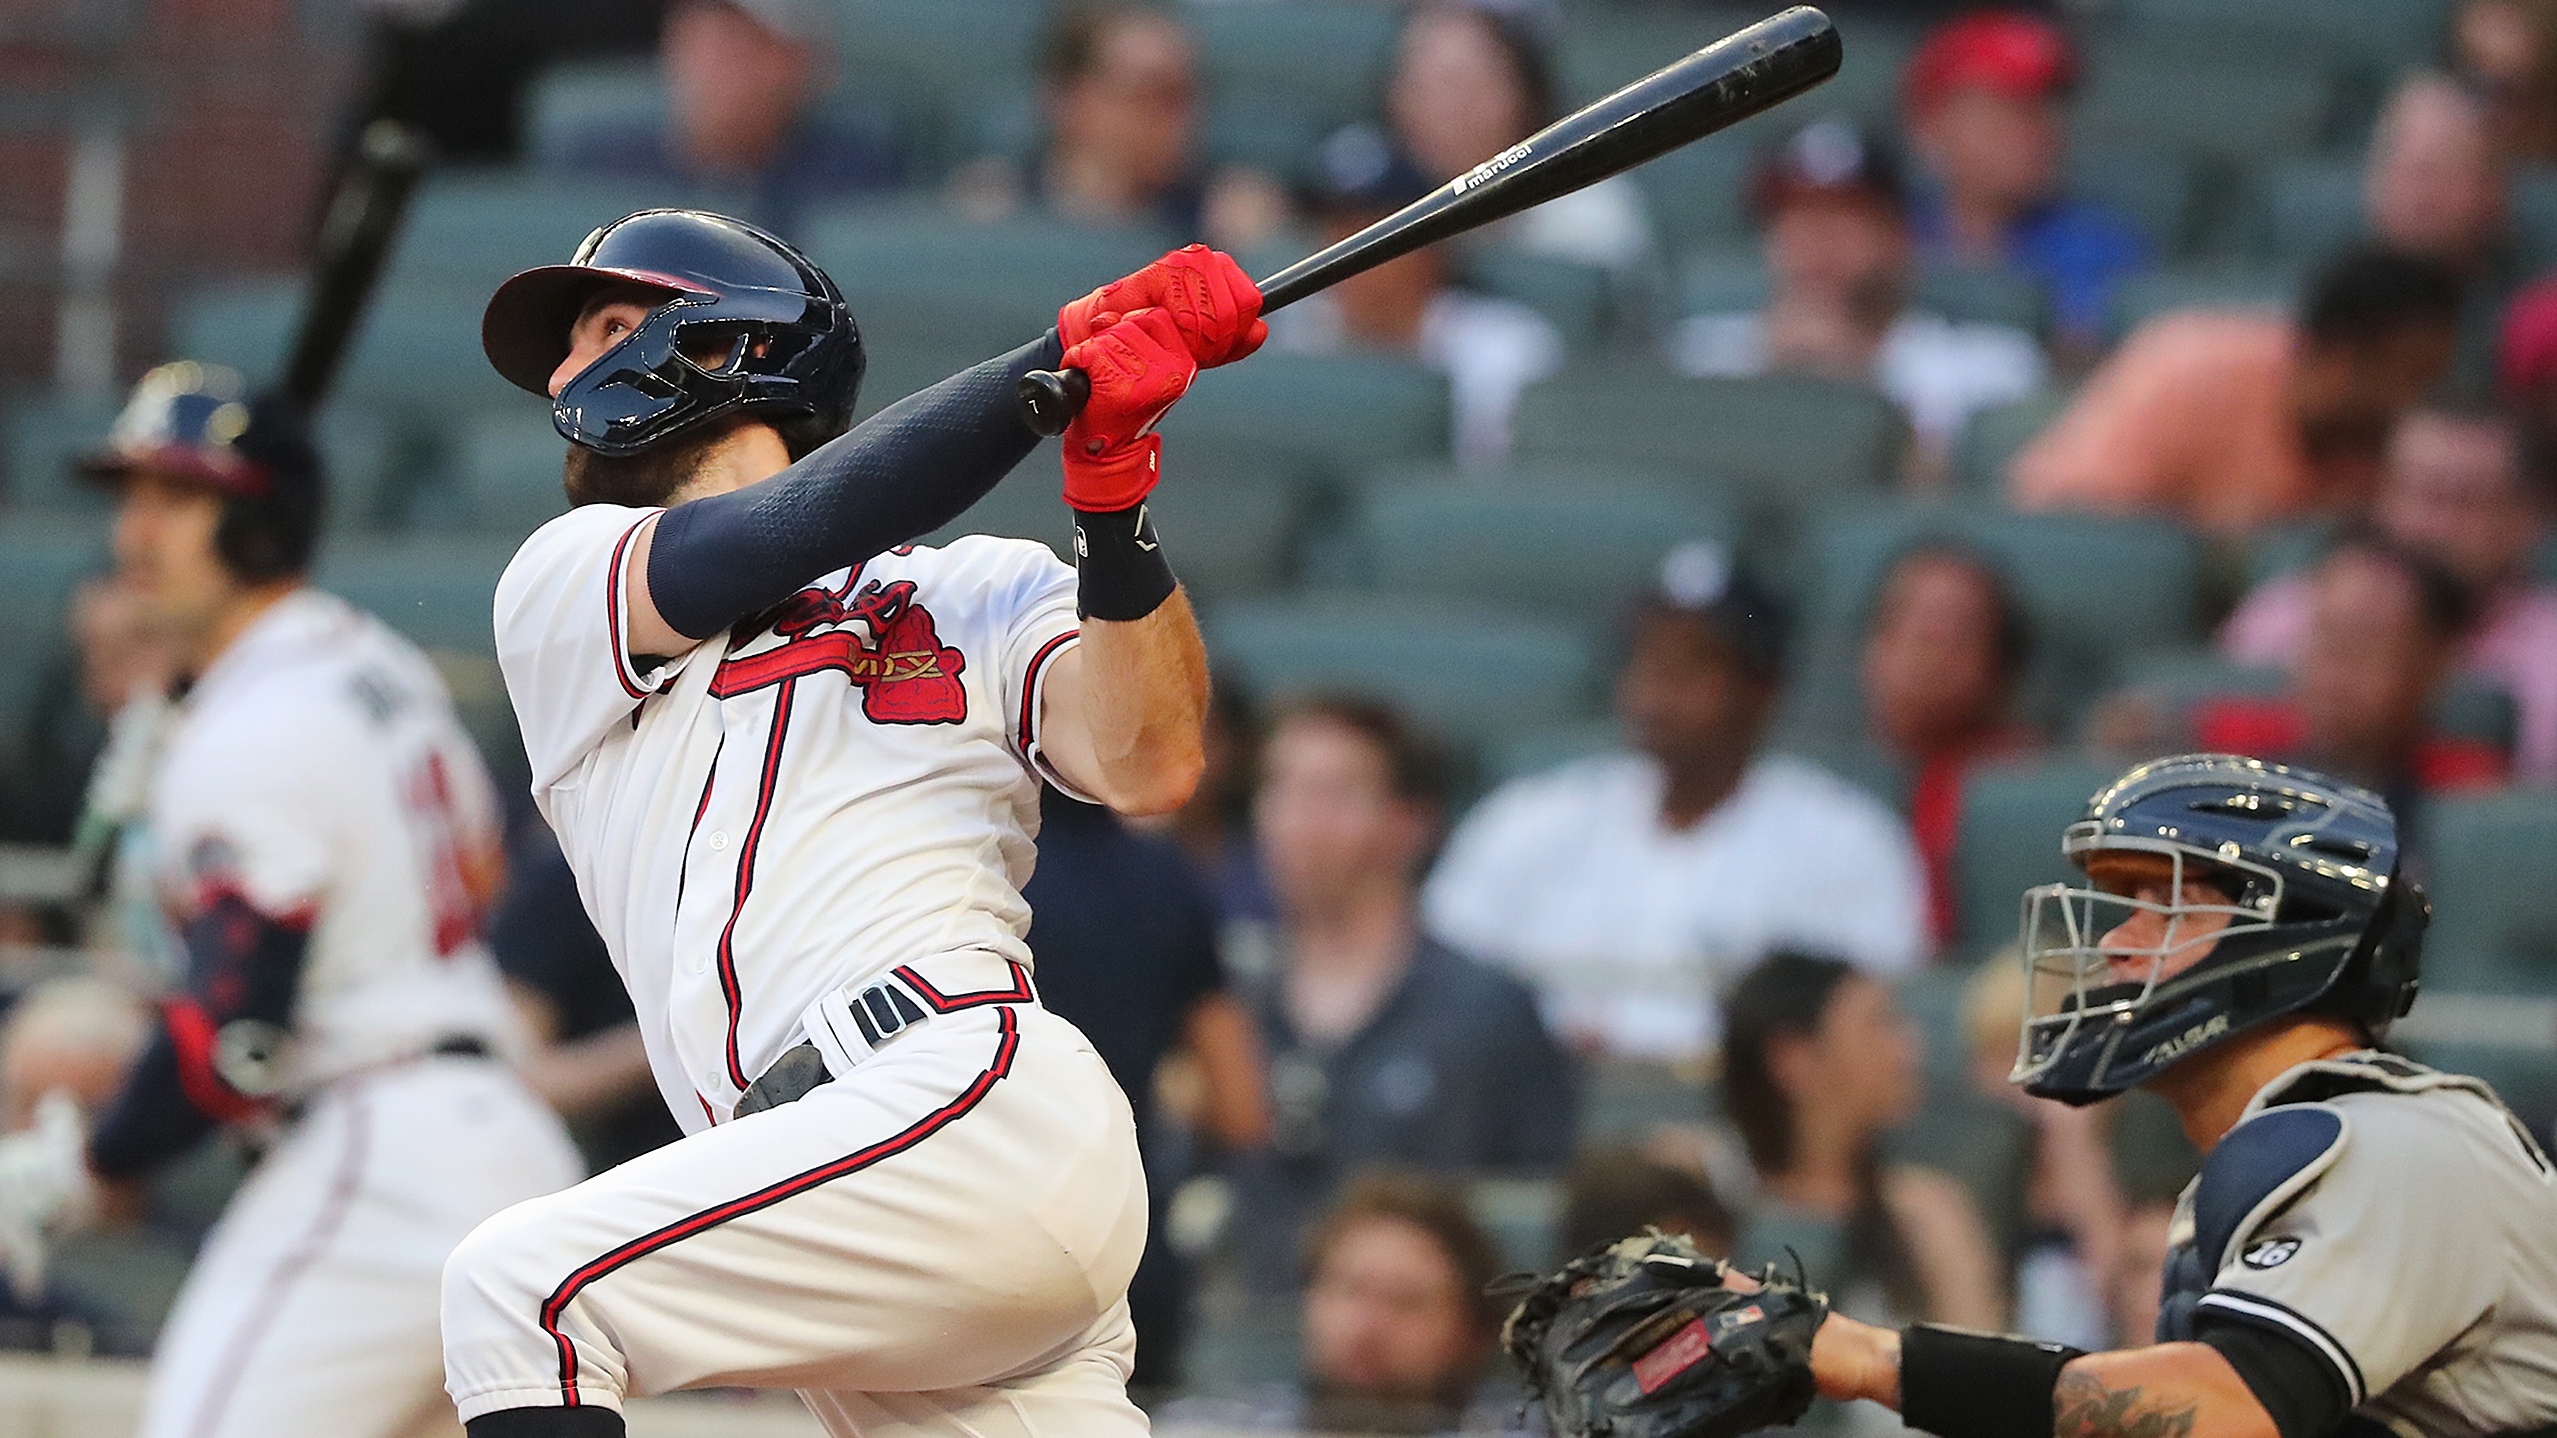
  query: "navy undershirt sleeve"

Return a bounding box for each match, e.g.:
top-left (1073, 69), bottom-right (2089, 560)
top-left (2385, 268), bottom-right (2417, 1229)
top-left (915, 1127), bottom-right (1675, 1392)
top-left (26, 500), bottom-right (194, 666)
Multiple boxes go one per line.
top-left (2196, 1314), bottom-right (2354, 1438)
top-left (645, 331), bottom-right (1065, 643)
top-left (88, 891), bottom-right (311, 1181)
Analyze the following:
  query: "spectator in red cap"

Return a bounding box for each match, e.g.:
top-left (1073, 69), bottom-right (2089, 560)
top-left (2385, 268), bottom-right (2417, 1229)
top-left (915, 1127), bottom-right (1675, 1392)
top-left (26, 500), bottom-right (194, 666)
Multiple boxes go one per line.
top-left (1902, 9), bottom-right (2150, 360)
top-left (1671, 116), bottom-right (2047, 482)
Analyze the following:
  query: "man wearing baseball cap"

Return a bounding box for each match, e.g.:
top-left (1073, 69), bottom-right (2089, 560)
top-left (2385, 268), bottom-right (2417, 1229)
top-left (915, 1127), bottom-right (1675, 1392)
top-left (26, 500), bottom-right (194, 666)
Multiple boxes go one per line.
top-left (1902, 9), bottom-right (2149, 356)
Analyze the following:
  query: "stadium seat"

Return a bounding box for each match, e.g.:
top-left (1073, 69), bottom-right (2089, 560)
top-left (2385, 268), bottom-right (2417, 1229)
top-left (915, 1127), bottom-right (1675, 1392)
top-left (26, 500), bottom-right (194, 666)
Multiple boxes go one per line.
top-left (2255, 160), bottom-right (2365, 266)
top-left (1160, 352), bottom-right (1451, 480)
top-left (313, 536), bottom-right (518, 654)
top-left (2109, 0), bottom-right (2452, 66)
top-left (2073, 44), bottom-right (2339, 164)
top-left (3, 391), bottom-right (120, 511)
top-left (170, 281), bottom-right (519, 414)
top-left (1203, 593), bottom-right (1600, 746)
top-left (801, 203), bottom-right (1172, 336)
top-left (379, 173), bottom-right (722, 295)
top-left (1632, 137), bottom-right (1754, 254)
top-left (2068, 145), bottom-right (2195, 257)
top-left (1462, 252), bottom-right (1615, 349)
top-left (1342, 464), bottom-right (1738, 618)
top-left (1677, 248), bottom-right (1767, 317)
top-left (1786, 505), bottom-right (2205, 745)
top-left (1186, 1), bottom-right (1403, 143)
top-left (1950, 390), bottom-right (2070, 496)
top-left (2394, 790), bottom-right (2557, 1125)
top-left (2104, 267), bottom-right (2296, 346)
top-left (0, 518), bottom-right (110, 767)
top-left (1510, 365), bottom-right (1906, 519)
top-left (524, 60), bottom-right (664, 170)
top-left (1948, 758), bottom-right (2121, 956)
top-left (449, 409), bottom-right (570, 539)
top-left (926, 442), bottom-right (1317, 603)
top-left (1915, 266), bottom-right (2048, 335)
top-left (1484, 717), bottom-right (1623, 786)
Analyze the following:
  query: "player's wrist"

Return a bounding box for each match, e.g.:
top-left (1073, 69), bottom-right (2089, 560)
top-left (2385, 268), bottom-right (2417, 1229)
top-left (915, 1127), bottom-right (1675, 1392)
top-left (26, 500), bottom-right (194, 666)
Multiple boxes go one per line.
top-left (1812, 1312), bottom-right (1902, 1408)
top-left (1896, 1323), bottom-right (2086, 1438)
top-left (1071, 500), bottom-right (1177, 622)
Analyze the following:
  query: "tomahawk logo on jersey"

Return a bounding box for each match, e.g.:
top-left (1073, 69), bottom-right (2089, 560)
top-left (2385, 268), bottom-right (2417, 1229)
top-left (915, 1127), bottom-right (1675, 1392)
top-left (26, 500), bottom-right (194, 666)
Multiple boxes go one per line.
top-left (494, 503), bottom-right (1089, 1124)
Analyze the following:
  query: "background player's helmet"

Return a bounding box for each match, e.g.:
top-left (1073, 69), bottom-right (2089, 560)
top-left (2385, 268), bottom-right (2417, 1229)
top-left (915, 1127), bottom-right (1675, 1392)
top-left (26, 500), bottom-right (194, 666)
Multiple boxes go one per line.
top-left (480, 209), bottom-right (864, 459)
top-left (80, 361), bottom-right (324, 583)
top-left (2012, 753), bottom-right (2426, 1105)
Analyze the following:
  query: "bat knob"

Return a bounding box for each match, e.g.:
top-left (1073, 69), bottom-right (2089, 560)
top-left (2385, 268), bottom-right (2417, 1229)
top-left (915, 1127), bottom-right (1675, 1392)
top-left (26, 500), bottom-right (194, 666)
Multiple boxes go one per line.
top-left (1016, 368), bottom-right (1091, 437)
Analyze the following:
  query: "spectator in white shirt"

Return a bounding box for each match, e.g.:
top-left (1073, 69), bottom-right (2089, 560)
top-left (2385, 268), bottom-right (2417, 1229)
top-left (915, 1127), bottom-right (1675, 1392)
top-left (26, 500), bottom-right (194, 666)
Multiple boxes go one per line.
top-left (1422, 543), bottom-right (1931, 1064)
top-left (1671, 116), bottom-right (2047, 485)
top-left (1268, 125), bottom-right (1564, 464)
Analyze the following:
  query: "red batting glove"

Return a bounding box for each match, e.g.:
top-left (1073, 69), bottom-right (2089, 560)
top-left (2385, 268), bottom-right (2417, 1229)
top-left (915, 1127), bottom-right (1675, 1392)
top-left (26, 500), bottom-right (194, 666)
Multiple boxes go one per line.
top-left (1059, 244), bottom-right (1268, 369)
top-left (1061, 307), bottom-right (1197, 513)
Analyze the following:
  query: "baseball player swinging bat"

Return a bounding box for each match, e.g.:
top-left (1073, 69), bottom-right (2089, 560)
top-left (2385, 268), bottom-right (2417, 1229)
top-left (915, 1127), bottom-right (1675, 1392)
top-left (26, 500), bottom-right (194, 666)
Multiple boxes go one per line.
top-left (1015, 4), bottom-right (1843, 435)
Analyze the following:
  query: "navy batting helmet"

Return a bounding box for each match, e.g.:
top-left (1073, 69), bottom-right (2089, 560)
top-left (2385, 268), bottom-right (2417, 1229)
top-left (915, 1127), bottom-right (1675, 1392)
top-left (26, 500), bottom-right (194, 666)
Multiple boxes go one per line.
top-left (2011, 753), bottom-right (2426, 1106)
top-left (80, 361), bottom-right (325, 583)
top-left (481, 209), bottom-right (864, 458)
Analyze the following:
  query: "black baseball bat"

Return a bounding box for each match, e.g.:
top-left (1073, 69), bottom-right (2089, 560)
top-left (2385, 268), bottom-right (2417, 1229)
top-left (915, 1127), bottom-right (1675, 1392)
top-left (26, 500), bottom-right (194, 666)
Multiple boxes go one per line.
top-left (282, 119), bottom-right (431, 408)
top-left (1015, 5), bottom-right (1841, 437)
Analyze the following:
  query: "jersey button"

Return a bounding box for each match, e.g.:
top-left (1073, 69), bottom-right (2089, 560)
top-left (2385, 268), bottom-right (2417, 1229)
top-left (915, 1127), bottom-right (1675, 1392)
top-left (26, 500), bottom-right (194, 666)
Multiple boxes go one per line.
top-left (709, 831), bottom-right (730, 851)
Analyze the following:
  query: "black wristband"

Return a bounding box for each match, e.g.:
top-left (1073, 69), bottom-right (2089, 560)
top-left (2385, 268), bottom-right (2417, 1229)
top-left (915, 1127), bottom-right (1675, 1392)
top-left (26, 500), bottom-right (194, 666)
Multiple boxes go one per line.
top-left (1900, 1324), bottom-right (2086, 1438)
top-left (1071, 501), bottom-right (1177, 621)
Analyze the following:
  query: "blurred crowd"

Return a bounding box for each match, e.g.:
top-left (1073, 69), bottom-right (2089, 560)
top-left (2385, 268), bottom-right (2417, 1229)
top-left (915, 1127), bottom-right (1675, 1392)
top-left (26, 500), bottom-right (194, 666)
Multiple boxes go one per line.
top-left (1, 0), bottom-right (2556, 1431)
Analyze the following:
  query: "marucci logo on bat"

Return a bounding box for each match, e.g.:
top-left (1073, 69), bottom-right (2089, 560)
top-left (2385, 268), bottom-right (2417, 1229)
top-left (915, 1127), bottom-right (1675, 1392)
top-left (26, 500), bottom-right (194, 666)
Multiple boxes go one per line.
top-left (1452, 142), bottom-right (1534, 193)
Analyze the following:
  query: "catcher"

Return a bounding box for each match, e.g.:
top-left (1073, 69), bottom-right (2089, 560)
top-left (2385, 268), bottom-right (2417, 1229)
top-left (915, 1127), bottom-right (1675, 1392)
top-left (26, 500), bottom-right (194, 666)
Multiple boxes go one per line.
top-left (1507, 754), bottom-right (2557, 1438)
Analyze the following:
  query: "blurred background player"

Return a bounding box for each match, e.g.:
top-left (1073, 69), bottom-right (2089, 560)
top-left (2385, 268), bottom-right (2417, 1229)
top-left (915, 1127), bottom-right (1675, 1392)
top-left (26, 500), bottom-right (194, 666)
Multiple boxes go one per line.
top-left (0, 363), bottom-right (582, 1438)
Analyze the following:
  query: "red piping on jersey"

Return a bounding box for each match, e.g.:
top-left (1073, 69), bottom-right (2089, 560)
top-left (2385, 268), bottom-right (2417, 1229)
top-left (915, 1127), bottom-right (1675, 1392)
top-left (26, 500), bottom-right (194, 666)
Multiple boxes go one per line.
top-left (161, 998), bottom-right (266, 1125)
top-left (606, 518), bottom-right (651, 700)
top-left (892, 959), bottom-right (1038, 1014)
top-left (185, 1087), bottom-right (372, 1438)
top-left (1017, 631), bottom-right (1079, 758)
top-left (712, 680), bottom-right (795, 1090)
top-left (540, 1005), bottom-right (1022, 1405)
top-left (671, 733), bottom-right (723, 921)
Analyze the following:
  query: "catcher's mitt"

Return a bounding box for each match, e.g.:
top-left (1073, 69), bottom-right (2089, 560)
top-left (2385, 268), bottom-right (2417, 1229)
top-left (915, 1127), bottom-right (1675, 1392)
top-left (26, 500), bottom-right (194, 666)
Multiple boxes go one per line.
top-left (1499, 1231), bottom-right (1829, 1438)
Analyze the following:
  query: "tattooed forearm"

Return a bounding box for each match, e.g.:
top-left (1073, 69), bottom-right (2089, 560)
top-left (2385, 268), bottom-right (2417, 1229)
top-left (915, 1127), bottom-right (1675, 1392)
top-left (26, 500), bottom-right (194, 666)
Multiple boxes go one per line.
top-left (2054, 1368), bottom-right (2200, 1438)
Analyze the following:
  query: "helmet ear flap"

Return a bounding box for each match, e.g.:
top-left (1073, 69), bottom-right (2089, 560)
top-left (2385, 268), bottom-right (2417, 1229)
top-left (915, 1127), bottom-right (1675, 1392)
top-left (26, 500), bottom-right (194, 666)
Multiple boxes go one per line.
top-left (2332, 871), bottom-right (2426, 1034)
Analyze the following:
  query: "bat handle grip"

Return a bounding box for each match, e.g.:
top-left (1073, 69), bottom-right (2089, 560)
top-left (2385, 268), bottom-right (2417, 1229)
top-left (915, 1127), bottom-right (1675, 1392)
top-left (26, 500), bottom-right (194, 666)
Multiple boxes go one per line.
top-left (1016, 367), bottom-right (1090, 437)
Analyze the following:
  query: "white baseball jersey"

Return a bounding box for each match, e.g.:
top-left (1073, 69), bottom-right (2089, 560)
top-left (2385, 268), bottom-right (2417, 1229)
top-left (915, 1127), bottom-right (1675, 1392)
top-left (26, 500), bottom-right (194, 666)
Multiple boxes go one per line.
top-left (491, 504), bottom-right (1087, 1123)
top-left (129, 586), bottom-right (583, 1438)
top-left (142, 587), bottom-right (525, 1080)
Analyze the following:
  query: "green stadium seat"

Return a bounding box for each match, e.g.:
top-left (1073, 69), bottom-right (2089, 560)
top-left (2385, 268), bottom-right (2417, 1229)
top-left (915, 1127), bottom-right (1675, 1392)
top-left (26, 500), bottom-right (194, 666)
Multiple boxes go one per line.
top-left (1949, 758), bottom-right (2121, 956)
top-left (380, 173), bottom-right (720, 295)
top-left (525, 61), bottom-right (664, 170)
top-left (1915, 265), bottom-right (2048, 334)
top-left (1677, 248), bottom-right (1766, 316)
top-left (171, 281), bottom-right (519, 413)
top-left (3, 391), bottom-right (120, 511)
top-left (450, 409), bottom-right (570, 539)
top-left (1484, 717), bottom-right (1623, 786)
top-left (2067, 145), bottom-right (2194, 257)
top-left (2105, 268), bottom-right (2297, 346)
top-left (1161, 352), bottom-right (1451, 479)
top-left (1463, 251), bottom-right (1615, 349)
top-left (2256, 160), bottom-right (2364, 266)
top-left (1343, 464), bottom-right (1738, 617)
top-left (1951, 390), bottom-right (2070, 496)
top-left (0, 518), bottom-right (109, 769)
top-left (1511, 364), bottom-right (1906, 520)
top-left (1187, 1), bottom-right (1404, 138)
top-left (1786, 505), bottom-right (2204, 746)
top-left (2393, 790), bottom-right (2557, 1123)
top-left (2110, 0), bottom-right (2451, 65)
top-left (801, 203), bottom-right (1172, 336)
top-left (313, 536), bottom-right (518, 654)
top-left (925, 442), bottom-right (1316, 604)
top-left (1632, 137), bottom-right (1754, 254)
top-left (2073, 44), bottom-right (2339, 164)
top-left (1204, 593), bottom-right (1599, 746)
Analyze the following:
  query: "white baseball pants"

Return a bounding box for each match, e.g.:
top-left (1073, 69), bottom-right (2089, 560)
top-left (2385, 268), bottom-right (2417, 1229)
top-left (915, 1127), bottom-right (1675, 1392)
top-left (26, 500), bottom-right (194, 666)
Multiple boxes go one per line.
top-left (440, 981), bottom-right (1151, 1438)
top-left (138, 1055), bottom-right (585, 1438)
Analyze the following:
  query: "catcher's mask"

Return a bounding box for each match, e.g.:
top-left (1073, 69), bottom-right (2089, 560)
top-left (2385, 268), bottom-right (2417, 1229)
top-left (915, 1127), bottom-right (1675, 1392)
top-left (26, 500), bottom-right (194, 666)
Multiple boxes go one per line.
top-left (481, 208), bottom-right (863, 459)
top-left (2012, 753), bottom-right (2424, 1105)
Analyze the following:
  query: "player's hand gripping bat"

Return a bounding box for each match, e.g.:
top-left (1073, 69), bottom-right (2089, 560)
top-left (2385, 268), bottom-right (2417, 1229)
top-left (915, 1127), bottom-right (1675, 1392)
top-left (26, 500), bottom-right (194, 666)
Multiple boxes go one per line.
top-left (1015, 5), bottom-right (1842, 436)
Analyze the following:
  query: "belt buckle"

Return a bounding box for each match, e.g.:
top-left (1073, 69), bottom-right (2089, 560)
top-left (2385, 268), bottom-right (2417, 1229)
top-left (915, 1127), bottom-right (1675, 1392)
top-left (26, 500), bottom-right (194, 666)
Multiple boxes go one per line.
top-left (849, 978), bottom-right (929, 1049)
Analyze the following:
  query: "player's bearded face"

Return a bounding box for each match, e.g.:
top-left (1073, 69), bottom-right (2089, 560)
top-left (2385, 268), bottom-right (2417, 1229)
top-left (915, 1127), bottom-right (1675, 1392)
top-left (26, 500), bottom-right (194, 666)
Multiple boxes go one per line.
top-left (561, 422), bottom-right (736, 509)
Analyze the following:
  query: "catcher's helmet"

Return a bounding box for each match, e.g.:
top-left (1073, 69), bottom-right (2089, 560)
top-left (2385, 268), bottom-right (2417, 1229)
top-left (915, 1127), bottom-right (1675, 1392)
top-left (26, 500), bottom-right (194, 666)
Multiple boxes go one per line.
top-left (481, 209), bottom-right (864, 458)
top-left (80, 361), bottom-right (324, 583)
top-left (2012, 753), bottom-right (2425, 1106)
